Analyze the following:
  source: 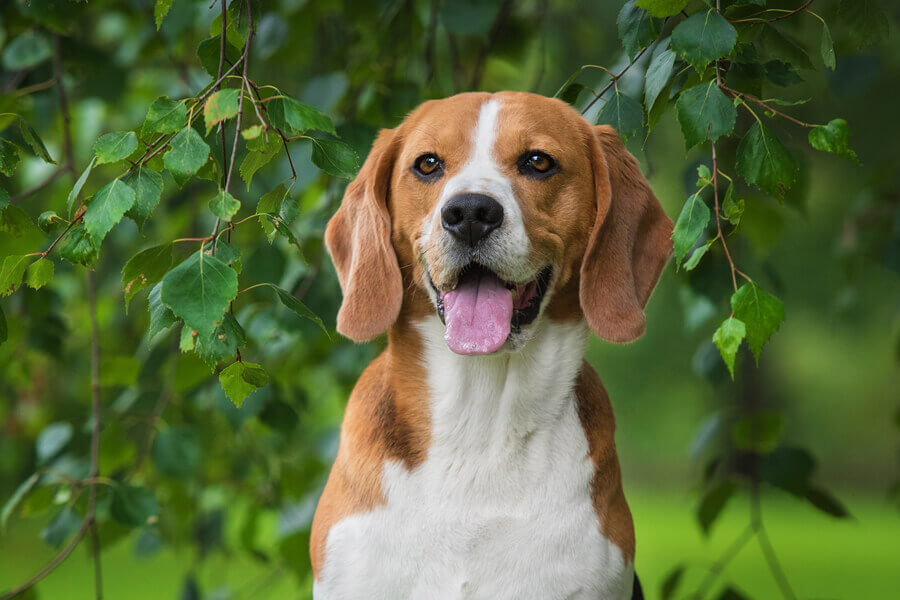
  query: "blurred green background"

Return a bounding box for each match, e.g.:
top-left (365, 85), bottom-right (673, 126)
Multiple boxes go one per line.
top-left (1, 0), bottom-right (898, 598)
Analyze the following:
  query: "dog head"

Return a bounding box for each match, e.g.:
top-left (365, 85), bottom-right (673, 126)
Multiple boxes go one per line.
top-left (326, 92), bottom-right (673, 355)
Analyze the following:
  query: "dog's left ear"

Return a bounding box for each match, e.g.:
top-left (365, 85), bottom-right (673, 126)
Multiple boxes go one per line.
top-left (325, 128), bottom-right (403, 342)
top-left (579, 125), bottom-right (673, 343)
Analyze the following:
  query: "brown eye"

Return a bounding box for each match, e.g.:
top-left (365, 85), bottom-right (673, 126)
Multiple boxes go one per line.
top-left (518, 150), bottom-right (558, 179)
top-left (413, 153), bottom-right (443, 178)
top-left (527, 153), bottom-right (552, 172)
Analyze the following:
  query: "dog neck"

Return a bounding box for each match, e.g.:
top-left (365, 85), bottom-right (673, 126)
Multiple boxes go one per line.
top-left (388, 314), bottom-right (589, 459)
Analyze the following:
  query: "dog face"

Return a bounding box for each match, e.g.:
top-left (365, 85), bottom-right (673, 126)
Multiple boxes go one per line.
top-left (326, 92), bottom-right (673, 354)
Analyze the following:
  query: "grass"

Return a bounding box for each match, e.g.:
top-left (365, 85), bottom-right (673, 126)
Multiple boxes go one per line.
top-left (1, 489), bottom-right (897, 599)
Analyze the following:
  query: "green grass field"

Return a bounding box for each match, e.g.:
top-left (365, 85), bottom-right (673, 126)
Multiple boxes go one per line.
top-left (2, 488), bottom-right (897, 599)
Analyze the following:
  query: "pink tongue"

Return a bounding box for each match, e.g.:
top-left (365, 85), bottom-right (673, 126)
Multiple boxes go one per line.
top-left (442, 269), bottom-right (512, 355)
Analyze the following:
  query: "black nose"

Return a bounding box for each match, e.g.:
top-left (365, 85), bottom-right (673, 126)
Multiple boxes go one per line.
top-left (441, 193), bottom-right (504, 247)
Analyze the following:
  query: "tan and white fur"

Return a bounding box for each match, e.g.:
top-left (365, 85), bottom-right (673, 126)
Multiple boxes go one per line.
top-left (312, 92), bottom-right (673, 599)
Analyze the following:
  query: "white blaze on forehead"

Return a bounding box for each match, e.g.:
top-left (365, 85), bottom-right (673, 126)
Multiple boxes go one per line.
top-left (426, 97), bottom-right (531, 278)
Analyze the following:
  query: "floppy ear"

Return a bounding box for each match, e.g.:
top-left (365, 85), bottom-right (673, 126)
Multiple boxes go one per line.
top-left (325, 128), bottom-right (403, 342)
top-left (579, 125), bottom-right (673, 343)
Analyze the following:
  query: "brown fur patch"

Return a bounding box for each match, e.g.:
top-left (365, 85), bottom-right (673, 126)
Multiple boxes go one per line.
top-left (574, 361), bottom-right (635, 562)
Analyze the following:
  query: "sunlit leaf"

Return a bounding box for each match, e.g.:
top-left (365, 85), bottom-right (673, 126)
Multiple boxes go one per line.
top-left (143, 96), bottom-right (187, 135)
top-left (25, 258), bottom-right (54, 290)
top-left (730, 281), bottom-right (784, 361)
top-left (809, 118), bottom-right (859, 164)
top-left (713, 317), bottom-right (746, 379)
top-left (204, 89), bottom-right (241, 133)
top-left (219, 361), bottom-right (268, 407)
top-left (84, 178), bottom-right (136, 244)
top-left (163, 127), bottom-right (210, 183)
top-left (94, 131), bottom-right (138, 165)
top-left (0, 255), bottom-right (30, 297)
top-left (634, 0), bottom-right (687, 18)
top-left (209, 189), bottom-right (240, 220)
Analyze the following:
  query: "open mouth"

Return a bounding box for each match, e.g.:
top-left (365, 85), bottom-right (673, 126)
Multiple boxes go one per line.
top-left (429, 263), bottom-right (553, 355)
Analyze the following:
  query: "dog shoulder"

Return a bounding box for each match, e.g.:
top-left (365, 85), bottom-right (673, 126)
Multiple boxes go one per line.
top-left (574, 361), bottom-right (635, 563)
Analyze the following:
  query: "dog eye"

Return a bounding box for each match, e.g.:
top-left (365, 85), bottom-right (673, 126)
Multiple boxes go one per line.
top-left (413, 154), bottom-right (443, 178)
top-left (518, 151), bottom-right (558, 178)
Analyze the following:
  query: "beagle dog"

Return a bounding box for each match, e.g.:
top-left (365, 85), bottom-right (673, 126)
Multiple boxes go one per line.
top-left (312, 91), bottom-right (673, 599)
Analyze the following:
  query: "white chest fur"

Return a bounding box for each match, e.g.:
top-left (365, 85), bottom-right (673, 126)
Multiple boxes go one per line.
top-left (314, 320), bottom-right (633, 600)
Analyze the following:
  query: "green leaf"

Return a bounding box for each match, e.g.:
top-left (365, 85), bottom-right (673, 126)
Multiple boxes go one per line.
top-left (618, 2), bottom-right (661, 59)
top-left (147, 282), bottom-right (177, 340)
top-left (0, 139), bottom-right (21, 176)
top-left (25, 258), bottom-right (54, 290)
top-left (697, 479), bottom-right (737, 535)
top-left (731, 282), bottom-right (784, 361)
top-left (820, 22), bottom-right (835, 70)
top-left (839, 0), bottom-right (889, 49)
top-left (256, 184), bottom-right (287, 237)
top-left (264, 214), bottom-right (304, 256)
top-left (36, 422), bottom-right (72, 464)
top-left (143, 96), bottom-right (187, 135)
top-left (161, 251), bottom-right (238, 339)
top-left (260, 283), bottom-right (328, 334)
top-left (805, 486), bottom-right (850, 519)
top-left (16, 116), bottom-right (55, 164)
top-left (644, 43), bottom-right (675, 113)
top-left (155, 0), bottom-right (174, 30)
top-left (67, 157), bottom-right (96, 218)
top-left (93, 131), bottom-right (138, 165)
top-left (713, 317), bottom-right (746, 379)
top-left (2, 473), bottom-right (40, 529)
top-left (41, 506), bottom-right (81, 549)
top-left (83, 178), bottom-right (136, 245)
top-left (122, 243), bottom-right (173, 309)
top-left (268, 96), bottom-right (336, 135)
top-left (0, 204), bottom-right (37, 237)
top-left (241, 125), bottom-right (263, 140)
top-left (197, 35), bottom-right (242, 77)
top-left (163, 127), bottom-right (211, 183)
top-left (661, 565), bottom-right (685, 600)
top-left (762, 25), bottom-right (813, 70)
top-left (310, 138), bottom-right (360, 179)
top-left (239, 133), bottom-right (281, 189)
top-left (809, 119), bottom-right (859, 164)
top-left (152, 426), bottom-right (200, 479)
top-left (595, 88), bottom-right (643, 141)
top-left (209, 190), bottom-right (240, 221)
top-left (670, 10), bottom-right (737, 72)
top-left (722, 183), bottom-right (744, 226)
top-left (735, 121), bottom-right (796, 198)
top-left (676, 81), bottom-right (737, 149)
top-left (204, 89), bottom-right (241, 133)
top-left (110, 484), bottom-right (159, 528)
top-left (0, 255), bottom-right (30, 297)
top-left (123, 166), bottom-right (164, 230)
top-left (2, 32), bottom-right (52, 70)
top-left (732, 411), bottom-right (785, 453)
top-left (761, 446), bottom-right (816, 496)
top-left (634, 0), bottom-right (687, 18)
top-left (59, 227), bottom-right (99, 266)
top-left (179, 323), bottom-right (196, 352)
top-left (671, 192), bottom-right (710, 265)
top-left (219, 361), bottom-right (269, 407)
top-left (38, 211), bottom-right (62, 233)
top-left (683, 239), bottom-right (713, 271)
top-left (196, 312), bottom-right (246, 368)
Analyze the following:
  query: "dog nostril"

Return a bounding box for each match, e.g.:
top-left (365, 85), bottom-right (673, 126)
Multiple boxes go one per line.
top-left (441, 193), bottom-right (504, 247)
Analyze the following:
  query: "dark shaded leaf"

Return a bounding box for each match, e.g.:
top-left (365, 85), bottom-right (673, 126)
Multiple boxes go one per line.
top-left (122, 243), bottom-right (173, 309)
top-left (698, 479), bottom-right (737, 535)
top-left (595, 88), bottom-right (644, 141)
top-left (672, 192), bottom-right (710, 265)
top-left (676, 81), bottom-right (737, 149)
top-left (152, 426), bottom-right (200, 479)
top-left (111, 484), bottom-right (159, 528)
top-left (618, 2), bottom-right (661, 59)
top-left (735, 121), bottom-right (796, 198)
top-left (310, 138), bottom-right (359, 179)
top-left (671, 10), bottom-right (737, 72)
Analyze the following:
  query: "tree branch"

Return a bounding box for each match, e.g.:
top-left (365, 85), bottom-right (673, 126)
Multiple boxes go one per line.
top-left (581, 45), bottom-right (649, 116)
top-left (729, 0), bottom-right (814, 24)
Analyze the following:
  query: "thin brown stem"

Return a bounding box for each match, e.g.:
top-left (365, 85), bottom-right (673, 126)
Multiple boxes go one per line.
top-left (581, 45), bottom-right (649, 116)
top-left (719, 83), bottom-right (814, 128)
top-left (729, 0), bottom-right (814, 24)
top-left (711, 143), bottom-right (741, 293)
top-left (0, 272), bottom-right (103, 600)
top-left (8, 166), bottom-right (71, 203)
top-left (14, 78), bottom-right (56, 96)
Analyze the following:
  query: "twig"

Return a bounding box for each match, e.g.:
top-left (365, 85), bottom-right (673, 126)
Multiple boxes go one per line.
top-left (0, 272), bottom-right (103, 600)
top-left (14, 78), bottom-right (56, 96)
top-left (718, 83), bottom-right (814, 128)
top-left (688, 524), bottom-right (755, 599)
top-left (729, 0), bottom-right (814, 24)
top-left (581, 45), bottom-right (649, 116)
top-left (8, 166), bottom-right (71, 204)
top-left (751, 491), bottom-right (798, 600)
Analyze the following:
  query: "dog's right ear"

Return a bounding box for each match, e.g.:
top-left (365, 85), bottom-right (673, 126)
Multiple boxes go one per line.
top-left (325, 128), bottom-right (403, 342)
